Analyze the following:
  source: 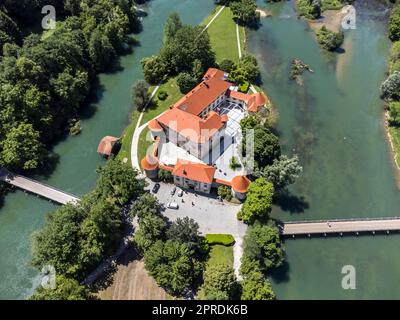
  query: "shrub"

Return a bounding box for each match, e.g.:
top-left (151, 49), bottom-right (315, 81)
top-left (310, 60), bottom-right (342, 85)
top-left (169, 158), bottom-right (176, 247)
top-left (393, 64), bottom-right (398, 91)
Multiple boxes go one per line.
top-left (229, 156), bottom-right (242, 170)
top-left (217, 185), bottom-right (233, 201)
top-left (157, 90), bottom-right (168, 101)
top-left (176, 72), bottom-right (197, 94)
top-left (205, 234), bottom-right (236, 246)
top-left (390, 5), bottom-right (400, 41)
top-left (389, 101), bottom-right (400, 126)
top-left (158, 169), bottom-right (173, 182)
top-left (381, 71), bottom-right (400, 100)
top-left (316, 26), bottom-right (344, 51)
top-left (219, 59), bottom-right (236, 73)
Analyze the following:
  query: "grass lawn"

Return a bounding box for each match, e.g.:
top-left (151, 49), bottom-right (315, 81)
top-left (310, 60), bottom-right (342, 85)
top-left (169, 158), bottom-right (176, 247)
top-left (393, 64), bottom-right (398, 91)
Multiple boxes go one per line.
top-left (116, 110), bottom-right (141, 163)
top-left (197, 244), bottom-right (234, 299)
top-left (141, 78), bottom-right (183, 125)
top-left (205, 7), bottom-right (242, 63)
top-left (118, 78), bottom-right (182, 163)
top-left (137, 127), bottom-right (153, 169)
top-left (389, 126), bottom-right (400, 166)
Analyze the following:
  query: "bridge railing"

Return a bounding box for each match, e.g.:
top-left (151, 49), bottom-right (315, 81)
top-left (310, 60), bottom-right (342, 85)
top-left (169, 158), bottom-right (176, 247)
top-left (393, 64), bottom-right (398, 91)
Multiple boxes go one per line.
top-left (1, 169), bottom-right (79, 200)
top-left (283, 216), bottom-right (400, 224)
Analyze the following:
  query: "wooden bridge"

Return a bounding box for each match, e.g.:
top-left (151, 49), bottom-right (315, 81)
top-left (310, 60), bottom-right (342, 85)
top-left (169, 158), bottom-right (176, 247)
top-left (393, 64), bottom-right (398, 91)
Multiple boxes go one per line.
top-left (281, 217), bottom-right (400, 237)
top-left (0, 168), bottom-right (80, 205)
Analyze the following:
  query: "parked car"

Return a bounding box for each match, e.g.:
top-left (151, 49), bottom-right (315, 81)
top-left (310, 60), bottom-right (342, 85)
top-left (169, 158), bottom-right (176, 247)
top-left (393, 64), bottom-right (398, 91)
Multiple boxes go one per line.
top-left (177, 189), bottom-right (184, 197)
top-left (166, 202), bottom-right (179, 209)
top-left (170, 186), bottom-right (177, 196)
top-left (152, 183), bottom-right (160, 193)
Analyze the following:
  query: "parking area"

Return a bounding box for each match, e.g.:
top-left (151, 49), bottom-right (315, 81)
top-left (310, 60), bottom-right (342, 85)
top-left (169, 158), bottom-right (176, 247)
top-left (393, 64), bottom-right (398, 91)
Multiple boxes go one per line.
top-left (147, 181), bottom-right (247, 238)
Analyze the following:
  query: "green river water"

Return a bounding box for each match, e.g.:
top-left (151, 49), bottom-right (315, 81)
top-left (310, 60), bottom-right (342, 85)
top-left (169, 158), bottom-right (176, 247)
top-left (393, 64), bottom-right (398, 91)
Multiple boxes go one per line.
top-left (0, 0), bottom-right (398, 300)
top-left (248, 0), bottom-right (400, 299)
top-left (0, 0), bottom-right (215, 300)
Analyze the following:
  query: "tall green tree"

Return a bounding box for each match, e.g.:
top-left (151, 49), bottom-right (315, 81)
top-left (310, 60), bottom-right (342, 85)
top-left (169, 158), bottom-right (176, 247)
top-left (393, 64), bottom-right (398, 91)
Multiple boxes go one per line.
top-left (237, 178), bottom-right (274, 223)
top-left (240, 270), bottom-right (276, 300)
top-left (243, 223), bottom-right (285, 272)
top-left (144, 240), bottom-right (203, 295)
top-left (201, 263), bottom-right (236, 300)
top-left (255, 155), bottom-right (303, 191)
top-left (30, 275), bottom-right (93, 300)
top-left (164, 12), bottom-right (183, 44)
top-left (1, 123), bottom-right (45, 170)
top-left (131, 80), bottom-right (150, 111)
top-left (230, 0), bottom-right (259, 26)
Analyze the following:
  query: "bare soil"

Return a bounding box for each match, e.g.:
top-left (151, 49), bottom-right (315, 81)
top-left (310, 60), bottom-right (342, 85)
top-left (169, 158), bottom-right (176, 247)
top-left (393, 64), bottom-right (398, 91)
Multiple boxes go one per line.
top-left (95, 247), bottom-right (169, 300)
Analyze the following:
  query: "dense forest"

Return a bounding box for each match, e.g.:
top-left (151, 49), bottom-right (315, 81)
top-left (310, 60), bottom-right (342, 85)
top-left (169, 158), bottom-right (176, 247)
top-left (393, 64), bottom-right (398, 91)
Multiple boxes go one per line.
top-left (0, 0), bottom-right (142, 174)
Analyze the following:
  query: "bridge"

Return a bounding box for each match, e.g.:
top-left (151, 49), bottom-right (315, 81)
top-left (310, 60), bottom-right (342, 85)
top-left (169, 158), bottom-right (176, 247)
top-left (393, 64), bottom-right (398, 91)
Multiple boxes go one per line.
top-left (281, 217), bottom-right (400, 237)
top-left (0, 168), bottom-right (80, 205)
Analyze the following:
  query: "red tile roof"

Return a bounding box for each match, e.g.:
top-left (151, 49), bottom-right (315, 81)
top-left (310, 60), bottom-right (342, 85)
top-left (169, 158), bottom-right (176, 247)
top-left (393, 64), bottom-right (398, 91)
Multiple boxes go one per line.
top-left (148, 119), bottom-right (163, 131)
top-left (228, 90), bottom-right (266, 113)
top-left (173, 68), bottom-right (231, 115)
top-left (97, 136), bottom-right (119, 156)
top-left (156, 108), bottom-right (225, 143)
top-left (231, 175), bottom-right (251, 193)
top-left (172, 159), bottom-right (216, 184)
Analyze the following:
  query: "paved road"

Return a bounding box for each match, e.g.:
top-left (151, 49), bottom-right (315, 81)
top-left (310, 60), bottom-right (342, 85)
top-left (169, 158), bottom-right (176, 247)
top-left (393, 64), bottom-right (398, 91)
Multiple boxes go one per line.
top-left (149, 181), bottom-right (246, 279)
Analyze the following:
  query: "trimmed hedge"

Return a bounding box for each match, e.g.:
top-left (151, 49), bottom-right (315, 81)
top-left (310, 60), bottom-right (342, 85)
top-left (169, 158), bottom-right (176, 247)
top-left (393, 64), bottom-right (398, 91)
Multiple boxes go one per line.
top-left (205, 234), bottom-right (235, 246)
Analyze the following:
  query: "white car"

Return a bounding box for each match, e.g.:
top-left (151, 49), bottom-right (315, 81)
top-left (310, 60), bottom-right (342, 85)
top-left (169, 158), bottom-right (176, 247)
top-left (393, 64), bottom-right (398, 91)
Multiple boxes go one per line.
top-left (177, 189), bottom-right (184, 197)
top-left (166, 202), bottom-right (179, 209)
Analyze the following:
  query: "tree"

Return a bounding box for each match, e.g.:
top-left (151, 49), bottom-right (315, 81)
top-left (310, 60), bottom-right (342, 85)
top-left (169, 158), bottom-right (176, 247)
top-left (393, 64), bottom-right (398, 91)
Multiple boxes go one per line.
top-left (219, 59), bottom-right (236, 73)
top-left (1, 123), bottom-right (45, 171)
top-left (381, 71), bottom-right (400, 100)
top-left (164, 13), bottom-right (183, 44)
top-left (230, 0), bottom-right (259, 26)
top-left (218, 185), bottom-right (232, 201)
top-left (389, 101), bottom-right (400, 126)
top-left (240, 270), bottom-right (276, 300)
top-left (296, 0), bottom-right (322, 19)
top-left (96, 159), bottom-right (145, 205)
top-left (144, 240), bottom-right (203, 295)
top-left (141, 56), bottom-right (167, 84)
top-left (159, 25), bottom-right (215, 75)
top-left (316, 26), bottom-right (344, 51)
top-left (237, 178), bottom-right (274, 223)
top-left (131, 80), bottom-right (150, 111)
top-left (242, 124), bottom-right (281, 169)
top-left (202, 263), bottom-right (236, 300)
top-left (130, 193), bottom-right (162, 221)
top-left (29, 276), bottom-right (93, 300)
top-left (32, 203), bottom-right (83, 278)
top-left (158, 168), bottom-right (173, 182)
top-left (243, 223), bottom-right (285, 272)
top-left (238, 54), bottom-right (260, 83)
top-left (390, 5), bottom-right (400, 41)
top-left (89, 28), bottom-right (116, 71)
top-left (32, 191), bottom-right (125, 280)
top-left (134, 214), bottom-right (168, 251)
top-left (166, 217), bottom-right (202, 252)
top-left (131, 193), bottom-right (167, 251)
top-left (256, 155), bottom-right (302, 191)
top-left (176, 72), bottom-right (197, 94)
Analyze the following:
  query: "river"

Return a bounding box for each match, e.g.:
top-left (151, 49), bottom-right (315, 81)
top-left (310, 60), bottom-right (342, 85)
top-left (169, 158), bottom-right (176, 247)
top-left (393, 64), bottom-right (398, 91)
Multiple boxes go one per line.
top-left (0, 0), bottom-right (215, 300)
top-left (0, 0), bottom-right (398, 300)
top-left (247, 0), bottom-right (400, 298)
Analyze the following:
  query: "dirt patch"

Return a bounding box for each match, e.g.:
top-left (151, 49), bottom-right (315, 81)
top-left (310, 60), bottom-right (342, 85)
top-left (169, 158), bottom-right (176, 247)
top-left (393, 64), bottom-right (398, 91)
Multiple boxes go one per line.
top-left (308, 9), bottom-right (345, 33)
top-left (256, 8), bottom-right (271, 18)
top-left (95, 247), bottom-right (169, 300)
